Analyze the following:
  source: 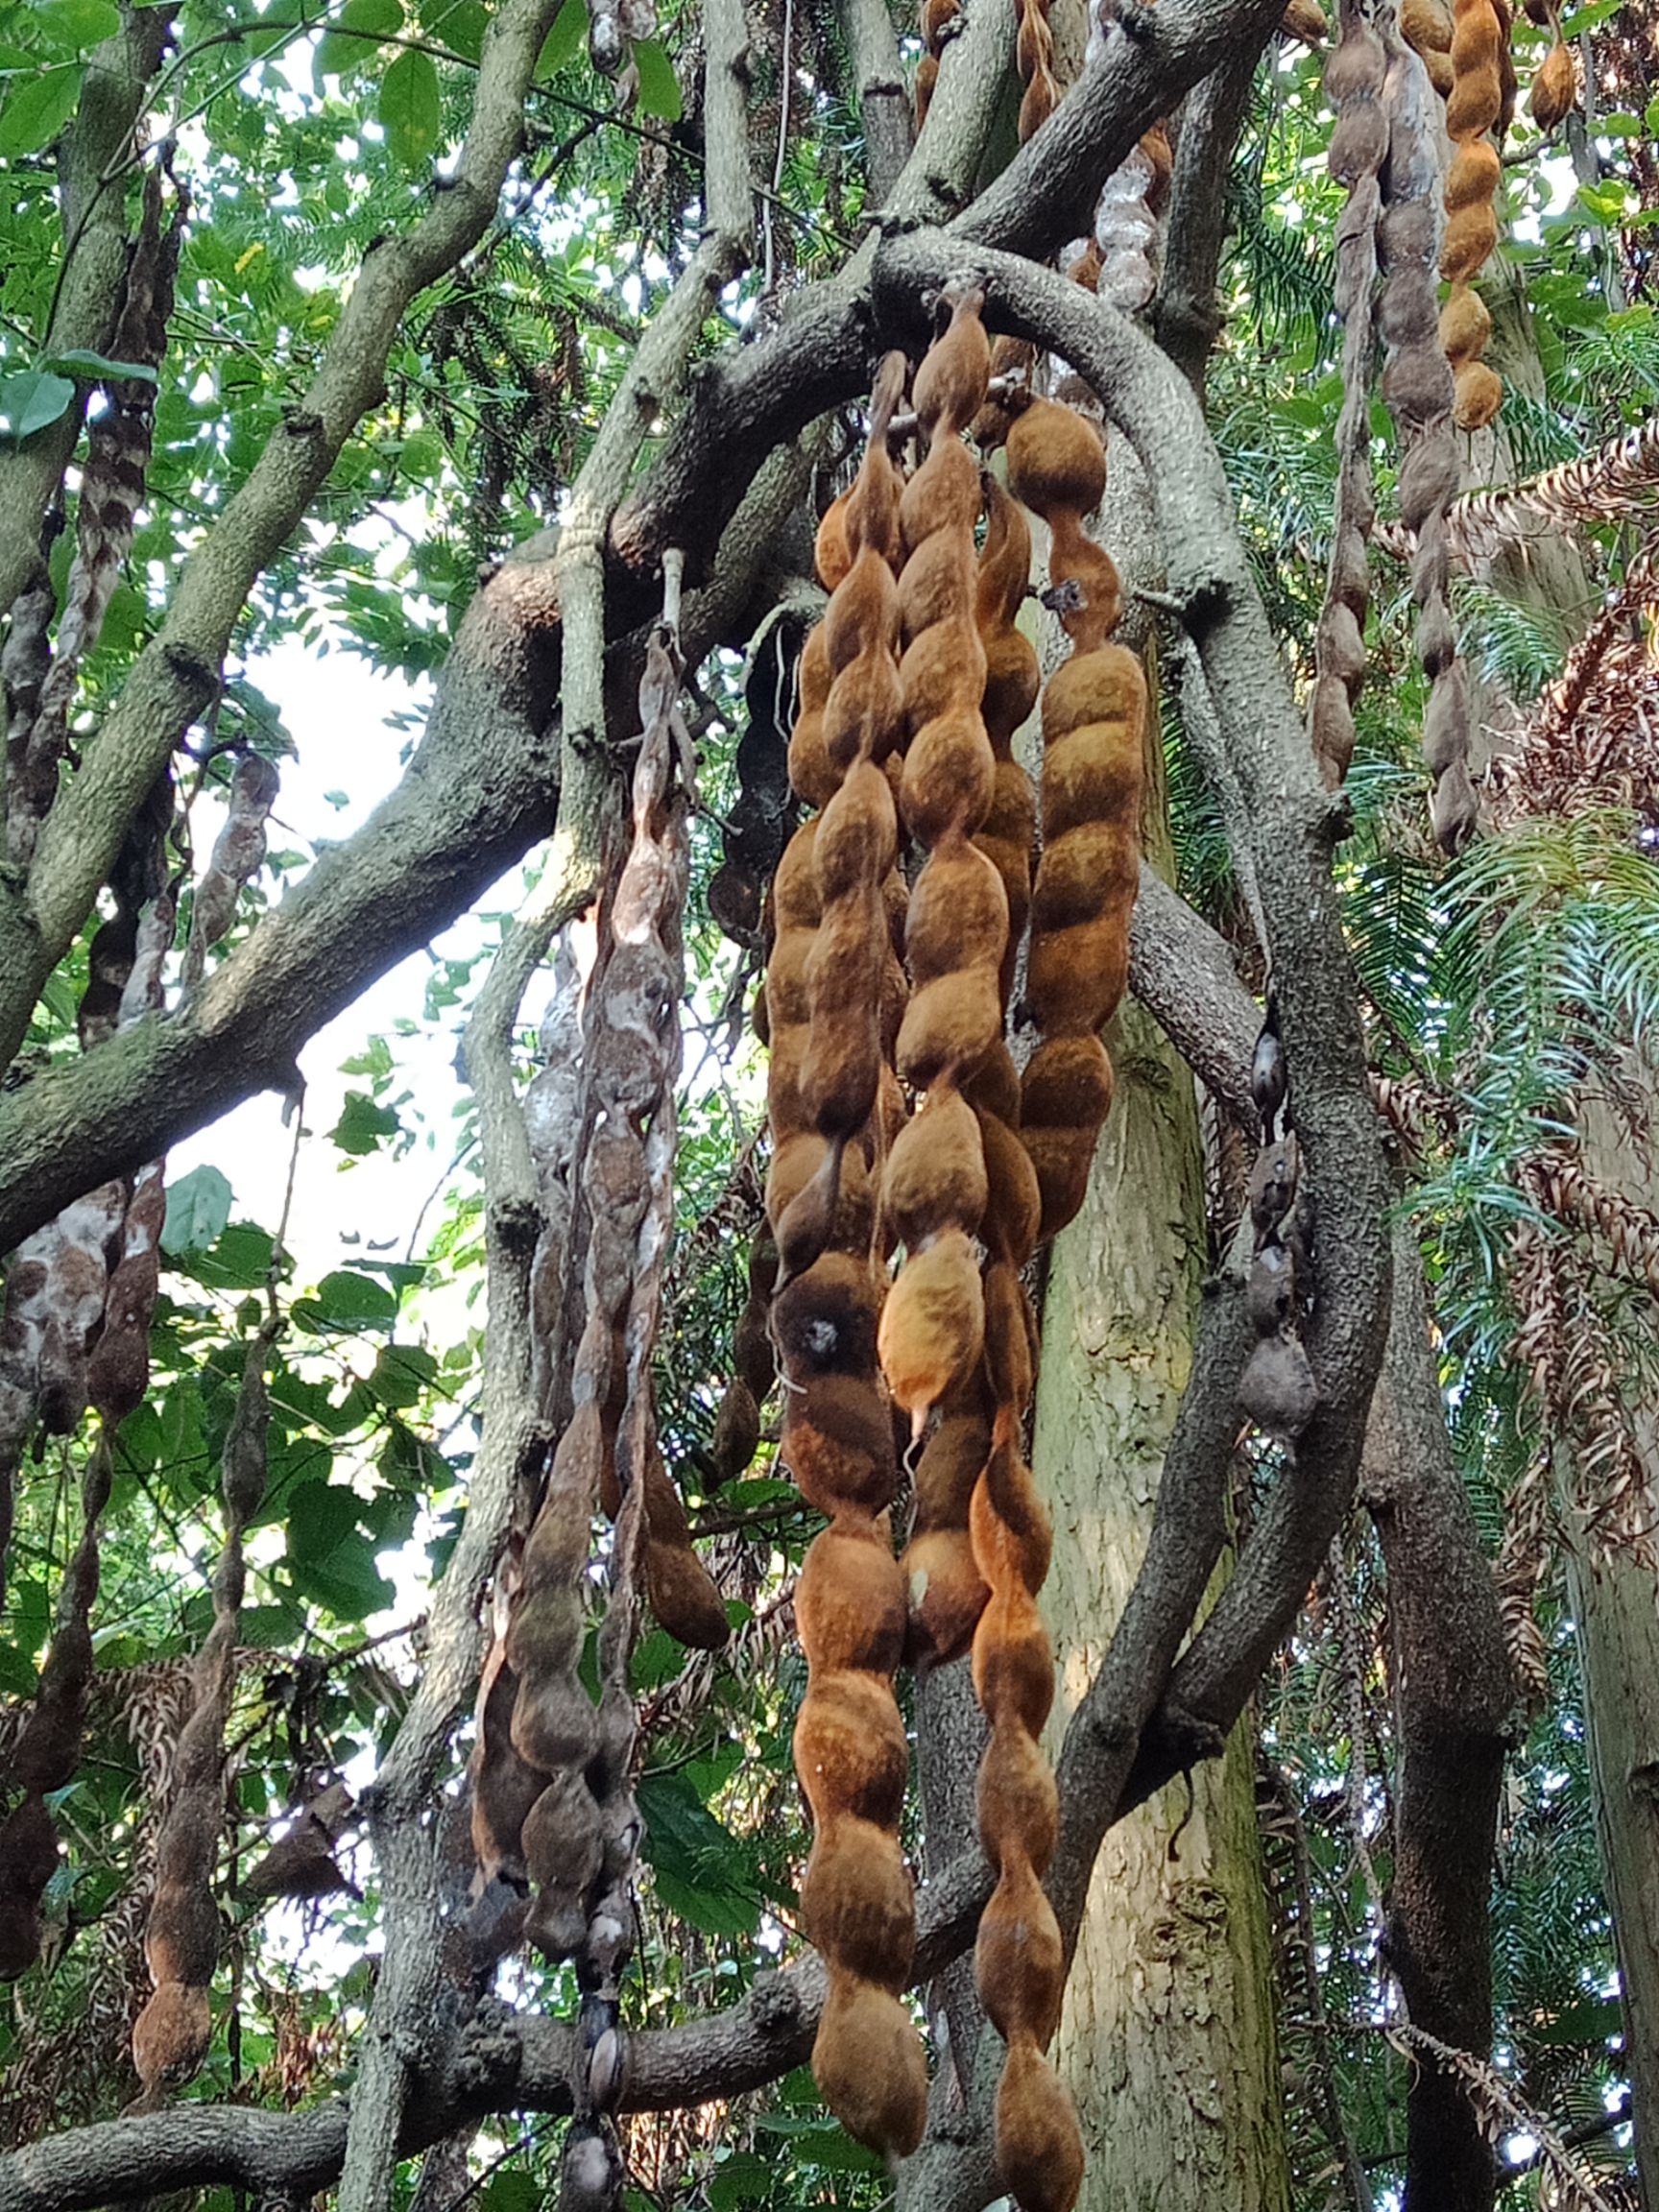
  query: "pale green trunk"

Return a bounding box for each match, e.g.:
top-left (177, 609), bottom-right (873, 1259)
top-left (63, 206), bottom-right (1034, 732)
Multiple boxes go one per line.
top-left (1034, 993), bottom-right (1289, 2211)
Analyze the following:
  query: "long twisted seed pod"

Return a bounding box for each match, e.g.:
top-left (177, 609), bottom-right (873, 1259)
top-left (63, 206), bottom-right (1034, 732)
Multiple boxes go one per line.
top-left (1439, 0), bottom-right (1505, 431)
top-left (1401, 0), bottom-right (1455, 91)
top-left (877, 295), bottom-right (1001, 1435)
top-left (710, 1228), bottom-right (778, 1481)
top-left (1310, 0), bottom-right (1387, 789)
top-left (770, 356), bottom-right (926, 2159)
top-left (899, 480), bottom-right (1040, 1671)
top-left (1005, 399), bottom-right (1145, 1243)
top-left (132, 1329), bottom-right (274, 2107)
top-left (0, 1438), bottom-right (111, 1980)
top-left (1380, 22), bottom-right (1479, 849)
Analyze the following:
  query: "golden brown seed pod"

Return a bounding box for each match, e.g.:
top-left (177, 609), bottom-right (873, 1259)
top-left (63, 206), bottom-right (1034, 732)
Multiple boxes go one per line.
top-left (1528, 38), bottom-right (1575, 131)
top-left (768, 353), bottom-right (926, 2156)
top-left (1436, 0), bottom-right (1505, 442)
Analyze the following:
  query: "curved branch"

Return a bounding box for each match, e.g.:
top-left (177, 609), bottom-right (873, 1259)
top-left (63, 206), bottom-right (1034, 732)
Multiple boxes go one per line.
top-left (870, 223), bottom-right (1391, 1873)
top-left (2, 0), bottom-right (568, 1073)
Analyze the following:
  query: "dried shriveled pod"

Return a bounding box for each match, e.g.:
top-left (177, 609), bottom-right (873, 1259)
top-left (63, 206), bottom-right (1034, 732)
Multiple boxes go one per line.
top-left (132, 1329), bottom-right (275, 2104)
top-left (1438, 0), bottom-right (1506, 431)
top-left (1381, 21), bottom-right (1480, 850)
top-left (182, 754), bottom-right (280, 989)
top-left (0, 1439), bottom-right (111, 1981)
top-left (1309, 0), bottom-right (1386, 788)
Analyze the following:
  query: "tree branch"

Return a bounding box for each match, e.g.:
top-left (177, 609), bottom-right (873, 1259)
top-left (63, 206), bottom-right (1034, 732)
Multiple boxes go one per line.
top-left (0, 0), bottom-right (567, 1075)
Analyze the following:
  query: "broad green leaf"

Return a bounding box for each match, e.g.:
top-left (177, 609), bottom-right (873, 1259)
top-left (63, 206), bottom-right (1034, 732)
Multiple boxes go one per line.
top-left (317, 0), bottom-right (403, 77)
top-left (637, 1770), bottom-right (759, 1937)
top-left (418, 0), bottom-right (487, 60)
top-left (43, 347), bottom-right (158, 384)
top-left (293, 1268), bottom-right (398, 1331)
top-left (707, 2152), bottom-right (772, 2211)
top-left (534, 0), bottom-right (586, 81)
top-left (632, 37), bottom-right (681, 121)
top-left (0, 60), bottom-right (82, 154)
top-left (160, 1164), bottom-right (234, 1255)
top-left (287, 1479), bottom-right (364, 1565)
top-left (367, 1342), bottom-right (438, 1410)
top-left (35, 0), bottom-right (120, 50)
top-left (0, 368), bottom-right (75, 442)
top-left (329, 1090), bottom-right (402, 1155)
top-left (379, 47), bottom-right (440, 167)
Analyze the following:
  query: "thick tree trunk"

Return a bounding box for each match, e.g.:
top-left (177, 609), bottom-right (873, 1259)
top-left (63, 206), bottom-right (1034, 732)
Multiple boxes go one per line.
top-left (1035, 990), bottom-right (1289, 2211)
top-left (1574, 1094), bottom-right (1659, 2212)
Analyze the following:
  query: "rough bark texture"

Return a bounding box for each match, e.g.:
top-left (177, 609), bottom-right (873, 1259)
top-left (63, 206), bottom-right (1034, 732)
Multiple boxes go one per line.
top-left (1575, 1093), bottom-right (1659, 2212)
top-left (1040, 991), bottom-right (1289, 2211)
top-left (1361, 1224), bottom-right (1514, 2212)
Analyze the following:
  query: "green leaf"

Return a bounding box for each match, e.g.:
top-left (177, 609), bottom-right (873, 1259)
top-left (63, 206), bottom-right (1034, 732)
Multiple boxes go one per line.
top-left (35, 0), bottom-right (120, 50)
top-left (43, 347), bottom-right (158, 384)
top-left (708, 2152), bottom-right (773, 2211)
top-left (534, 0), bottom-right (586, 81)
top-left (0, 368), bottom-right (75, 443)
top-left (176, 1220), bottom-right (276, 1291)
top-left (293, 1268), bottom-right (398, 1332)
top-left (631, 38), bottom-right (681, 120)
top-left (379, 47), bottom-right (440, 167)
top-left (0, 61), bottom-right (82, 154)
top-left (160, 1164), bottom-right (235, 1256)
top-left (329, 1090), bottom-right (402, 1156)
top-left (637, 1770), bottom-right (759, 1937)
top-left (317, 0), bottom-right (403, 77)
top-left (367, 1342), bottom-right (437, 1410)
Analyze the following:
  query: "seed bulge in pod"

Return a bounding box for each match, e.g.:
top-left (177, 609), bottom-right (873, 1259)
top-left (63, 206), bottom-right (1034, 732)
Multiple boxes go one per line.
top-left (902, 622), bottom-right (988, 727)
top-left (976, 1715), bottom-right (1059, 1868)
top-left (977, 1114), bottom-right (1043, 1267)
top-left (878, 1228), bottom-right (986, 1420)
top-left (1030, 819), bottom-right (1138, 934)
top-left (795, 1522), bottom-right (907, 1673)
top-left (1444, 137), bottom-right (1501, 212)
top-left (995, 2040), bottom-right (1085, 2212)
top-left (801, 1817), bottom-right (916, 1982)
top-left (913, 1403), bottom-right (993, 1523)
top-left (982, 1262), bottom-right (1035, 1413)
top-left (783, 1375), bottom-right (898, 1519)
top-left (793, 1669), bottom-right (909, 1829)
top-left (1026, 914), bottom-right (1131, 1038)
top-left (902, 1527), bottom-right (991, 1663)
top-left (1453, 360), bottom-right (1504, 432)
top-left (646, 1539), bottom-right (731, 1650)
top-left (814, 761), bottom-right (898, 902)
top-left (1006, 399), bottom-right (1106, 519)
top-left (132, 1982), bottom-right (212, 2090)
top-left (981, 629), bottom-right (1042, 734)
top-left (905, 843), bottom-right (1008, 980)
top-left (1439, 284), bottom-right (1492, 361)
top-left (811, 1977), bottom-right (928, 2156)
top-left (901, 438), bottom-right (983, 552)
top-left (773, 1252), bottom-right (880, 1378)
top-left (898, 970), bottom-right (1004, 1093)
top-left (881, 1091), bottom-right (988, 1251)
top-left (972, 1583), bottom-right (1055, 1742)
top-left (976, 1859), bottom-right (1065, 2042)
top-left (901, 713), bottom-right (996, 846)
top-left (1530, 40), bottom-right (1575, 130)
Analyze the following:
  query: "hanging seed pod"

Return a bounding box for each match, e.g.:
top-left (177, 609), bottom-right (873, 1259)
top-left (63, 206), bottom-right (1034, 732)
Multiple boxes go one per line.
top-left (1309, 0), bottom-right (1386, 789)
top-left (878, 294), bottom-right (1000, 1434)
top-left (968, 1412), bottom-right (1080, 2212)
top-left (1380, 19), bottom-right (1481, 850)
top-left (182, 754), bottom-right (280, 989)
top-left (710, 1228), bottom-right (778, 1482)
top-left (915, 0), bottom-right (954, 125)
top-left (766, 354), bottom-right (926, 2159)
top-left (1015, 0), bottom-right (1059, 141)
top-left (504, 625), bottom-right (724, 2000)
top-left (1004, 398), bottom-right (1145, 1244)
top-left (1238, 1022), bottom-right (1318, 1436)
top-left (0, 1440), bottom-right (112, 1980)
top-left (709, 617), bottom-right (804, 948)
top-left (1438, 0), bottom-right (1506, 432)
top-left (132, 1329), bottom-right (275, 2107)
top-left (1401, 0), bottom-right (1455, 93)
top-left (1528, 37), bottom-right (1575, 131)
